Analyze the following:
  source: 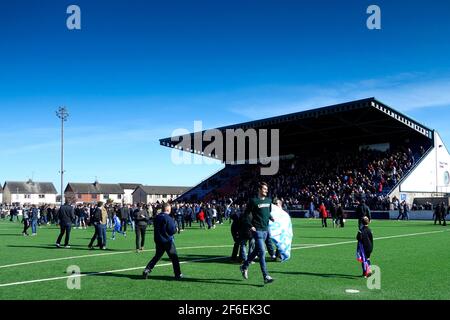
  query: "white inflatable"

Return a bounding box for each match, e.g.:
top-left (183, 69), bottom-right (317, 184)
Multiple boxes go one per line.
top-left (269, 205), bottom-right (294, 262)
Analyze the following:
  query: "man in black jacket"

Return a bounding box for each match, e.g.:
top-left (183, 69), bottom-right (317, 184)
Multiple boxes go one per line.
top-left (88, 202), bottom-right (103, 249)
top-left (230, 208), bottom-right (242, 262)
top-left (120, 204), bottom-right (130, 235)
top-left (134, 204), bottom-right (150, 252)
top-left (56, 202), bottom-right (75, 248)
top-left (143, 203), bottom-right (183, 280)
top-left (434, 203), bottom-right (443, 225)
top-left (356, 200), bottom-right (371, 230)
top-left (440, 202), bottom-right (447, 226)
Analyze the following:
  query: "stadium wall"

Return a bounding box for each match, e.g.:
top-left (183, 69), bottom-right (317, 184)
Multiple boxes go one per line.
top-left (388, 210), bottom-right (436, 220)
top-left (390, 132), bottom-right (450, 200)
top-left (289, 210), bottom-right (437, 221)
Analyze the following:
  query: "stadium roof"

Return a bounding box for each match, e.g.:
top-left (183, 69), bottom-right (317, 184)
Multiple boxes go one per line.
top-left (160, 98), bottom-right (434, 162)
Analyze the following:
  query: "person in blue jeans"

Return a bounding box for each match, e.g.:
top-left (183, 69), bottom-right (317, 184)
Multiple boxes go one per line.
top-left (31, 205), bottom-right (39, 236)
top-left (240, 182), bottom-right (275, 284)
top-left (143, 203), bottom-right (183, 280)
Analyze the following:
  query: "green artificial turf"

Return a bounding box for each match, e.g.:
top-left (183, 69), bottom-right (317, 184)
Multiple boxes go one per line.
top-left (0, 218), bottom-right (449, 300)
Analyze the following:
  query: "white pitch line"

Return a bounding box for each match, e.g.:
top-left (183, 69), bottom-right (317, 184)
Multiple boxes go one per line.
top-left (0, 229), bottom-right (447, 288)
top-left (0, 256), bottom-right (227, 288)
top-left (291, 229), bottom-right (448, 251)
top-left (0, 229), bottom-right (446, 269)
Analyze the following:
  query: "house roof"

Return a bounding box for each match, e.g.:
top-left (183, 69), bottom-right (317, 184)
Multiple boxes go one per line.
top-left (66, 183), bottom-right (124, 194)
top-left (134, 186), bottom-right (191, 195)
top-left (119, 183), bottom-right (143, 190)
top-left (4, 181), bottom-right (57, 194)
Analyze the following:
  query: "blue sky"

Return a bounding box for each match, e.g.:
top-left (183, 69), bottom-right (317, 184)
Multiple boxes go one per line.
top-left (1, 0), bottom-right (450, 192)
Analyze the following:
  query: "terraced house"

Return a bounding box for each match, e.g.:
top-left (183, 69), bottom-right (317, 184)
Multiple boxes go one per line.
top-left (2, 180), bottom-right (58, 205)
top-left (65, 181), bottom-right (125, 204)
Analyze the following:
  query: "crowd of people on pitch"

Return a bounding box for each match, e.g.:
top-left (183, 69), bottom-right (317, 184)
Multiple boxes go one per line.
top-left (208, 146), bottom-right (421, 211)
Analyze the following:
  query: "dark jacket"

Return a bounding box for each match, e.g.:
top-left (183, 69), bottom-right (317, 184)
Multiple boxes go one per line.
top-left (90, 207), bottom-right (102, 224)
top-left (120, 207), bottom-right (130, 220)
top-left (58, 205), bottom-right (75, 226)
top-left (134, 209), bottom-right (149, 226)
top-left (153, 213), bottom-right (177, 244)
top-left (230, 212), bottom-right (241, 241)
top-left (357, 226), bottom-right (373, 257)
top-left (356, 203), bottom-right (371, 221)
top-left (239, 212), bottom-right (253, 240)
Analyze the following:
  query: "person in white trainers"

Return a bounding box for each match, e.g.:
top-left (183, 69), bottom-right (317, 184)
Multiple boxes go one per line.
top-left (240, 182), bottom-right (275, 284)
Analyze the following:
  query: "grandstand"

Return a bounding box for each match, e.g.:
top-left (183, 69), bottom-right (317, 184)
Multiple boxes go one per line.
top-left (160, 98), bottom-right (450, 209)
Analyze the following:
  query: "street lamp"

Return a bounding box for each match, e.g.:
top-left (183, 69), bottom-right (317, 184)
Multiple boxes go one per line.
top-left (56, 107), bottom-right (69, 206)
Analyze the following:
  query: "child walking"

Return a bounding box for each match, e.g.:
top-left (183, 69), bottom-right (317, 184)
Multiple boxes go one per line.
top-left (356, 216), bottom-right (373, 278)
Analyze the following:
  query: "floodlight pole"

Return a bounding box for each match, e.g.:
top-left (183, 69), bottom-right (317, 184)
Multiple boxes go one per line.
top-left (56, 107), bottom-right (69, 206)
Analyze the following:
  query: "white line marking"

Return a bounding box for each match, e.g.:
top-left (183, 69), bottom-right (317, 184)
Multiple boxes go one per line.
top-left (0, 256), bottom-right (227, 288)
top-left (292, 229), bottom-right (447, 251)
top-left (0, 229), bottom-right (446, 288)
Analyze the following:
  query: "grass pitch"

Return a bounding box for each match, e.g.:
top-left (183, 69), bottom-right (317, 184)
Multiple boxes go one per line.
top-left (0, 218), bottom-right (449, 300)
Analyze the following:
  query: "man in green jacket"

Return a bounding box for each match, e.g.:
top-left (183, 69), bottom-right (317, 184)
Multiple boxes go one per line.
top-left (240, 182), bottom-right (275, 284)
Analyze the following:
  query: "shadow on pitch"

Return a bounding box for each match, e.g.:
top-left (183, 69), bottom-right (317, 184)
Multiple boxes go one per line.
top-left (83, 272), bottom-right (263, 287)
top-left (6, 244), bottom-right (125, 252)
top-left (272, 270), bottom-right (360, 280)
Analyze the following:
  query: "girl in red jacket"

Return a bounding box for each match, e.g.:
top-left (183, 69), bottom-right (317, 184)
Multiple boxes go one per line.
top-left (319, 203), bottom-right (328, 228)
top-left (198, 210), bottom-right (206, 229)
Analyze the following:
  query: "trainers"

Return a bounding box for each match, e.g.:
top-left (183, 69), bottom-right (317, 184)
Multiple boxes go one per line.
top-left (264, 276), bottom-right (274, 284)
top-left (64, 245), bottom-right (71, 249)
top-left (175, 274), bottom-right (184, 281)
top-left (56, 243), bottom-right (61, 248)
top-left (143, 269), bottom-right (151, 280)
top-left (240, 265), bottom-right (249, 280)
